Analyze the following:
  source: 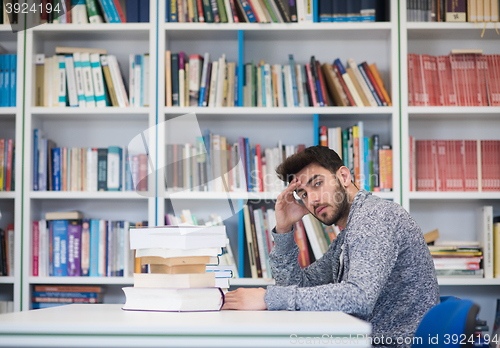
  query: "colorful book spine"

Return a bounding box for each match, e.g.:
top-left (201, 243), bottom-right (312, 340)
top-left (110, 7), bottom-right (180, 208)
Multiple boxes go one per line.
top-left (67, 220), bottom-right (82, 276)
top-left (52, 220), bottom-right (68, 277)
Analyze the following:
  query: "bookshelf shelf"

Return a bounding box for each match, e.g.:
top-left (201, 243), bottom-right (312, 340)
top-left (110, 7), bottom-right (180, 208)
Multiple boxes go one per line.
top-left (0, 108), bottom-right (17, 115)
top-left (406, 22), bottom-right (500, 40)
top-left (437, 278), bottom-right (500, 286)
top-left (164, 107), bottom-right (394, 115)
top-left (229, 278), bottom-right (275, 286)
top-left (0, 192), bottom-right (16, 199)
top-left (0, 277), bottom-right (15, 284)
top-left (31, 107), bottom-right (151, 114)
top-left (33, 23), bottom-right (151, 32)
top-left (408, 107), bottom-right (500, 119)
top-left (164, 191), bottom-right (394, 200)
top-left (408, 192), bottom-right (500, 200)
top-left (29, 277), bottom-right (134, 285)
top-left (164, 23), bottom-right (394, 31)
top-left (29, 192), bottom-right (148, 200)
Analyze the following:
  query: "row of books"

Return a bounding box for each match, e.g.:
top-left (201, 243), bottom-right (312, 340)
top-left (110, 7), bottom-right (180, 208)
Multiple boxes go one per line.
top-left (407, 53), bottom-right (500, 107)
top-left (407, 0), bottom-right (500, 22)
top-left (0, 54), bottom-right (17, 107)
top-left (410, 138), bottom-right (500, 192)
top-left (31, 285), bottom-right (103, 309)
top-left (0, 224), bottom-right (14, 277)
top-left (124, 224), bottom-right (229, 311)
top-left (165, 51), bottom-right (391, 108)
top-left (319, 124), bottom-right (393, 192)
top-left (167, 0), bottom-right (384, 23)
top-left (33, 130), bottom-right (148, 192)
top-left (35, 49), bottom-right (149, 108)
top-left (429, 240), bottom-right (484, 278)
top-left (0, 139), bottom-right (15, 192)
top-left (28, 0), bottom-right (149, 24)
top-left (164, 132), bottom-right (290, 193)
top-left (31, 212), bottom-right (140, 277)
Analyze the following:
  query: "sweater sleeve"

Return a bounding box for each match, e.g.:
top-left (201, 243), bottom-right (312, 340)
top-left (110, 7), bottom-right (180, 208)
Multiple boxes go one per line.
top-left (267, 226), bottom-right (339, 288)
top-left (264, 218), bottom-right (399, 316)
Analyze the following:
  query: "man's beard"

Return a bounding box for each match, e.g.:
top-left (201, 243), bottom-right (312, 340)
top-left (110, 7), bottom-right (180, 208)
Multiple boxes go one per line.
top-left (313, 180), bottom-right (350, 226)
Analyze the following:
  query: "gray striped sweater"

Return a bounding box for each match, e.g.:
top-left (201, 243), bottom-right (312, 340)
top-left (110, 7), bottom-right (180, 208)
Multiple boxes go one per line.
top-left (264, 190), bottom-right (439, 347)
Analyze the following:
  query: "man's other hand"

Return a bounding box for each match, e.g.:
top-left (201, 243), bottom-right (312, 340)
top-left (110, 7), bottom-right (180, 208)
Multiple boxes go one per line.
top-left (222, 287), bottom-right (267, 310)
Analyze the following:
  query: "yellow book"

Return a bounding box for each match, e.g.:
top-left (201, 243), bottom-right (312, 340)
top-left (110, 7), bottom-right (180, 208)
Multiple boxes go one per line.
top-left (165, 51), bottom-right (172, 107)
top-left (368, 63), bottom-right (392, 106)
top-left (346, 67), bottom-right (370, 106)
top-left (494, 223), bottom-right (500, 278)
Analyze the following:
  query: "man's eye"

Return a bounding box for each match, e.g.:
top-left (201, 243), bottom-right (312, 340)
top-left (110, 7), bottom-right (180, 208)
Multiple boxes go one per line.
top-left (314, 181), bottom-right (322, 186)
top-left (301, 193), bottom-right (307, 199)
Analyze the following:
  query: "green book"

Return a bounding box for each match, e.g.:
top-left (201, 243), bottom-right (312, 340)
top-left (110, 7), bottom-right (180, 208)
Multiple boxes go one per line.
top-left (202, 0), bottom-right (214, 22)
top-left (192, 0), bottom-right (199, 22)
top-left (342, 129), bottom-right (349, 168)
top-left (86, 0), bottom-right (104, 23)
top-left (261, 0), bottom-right (278, 22)
top-left (216, 0), bottom-right (228, 22)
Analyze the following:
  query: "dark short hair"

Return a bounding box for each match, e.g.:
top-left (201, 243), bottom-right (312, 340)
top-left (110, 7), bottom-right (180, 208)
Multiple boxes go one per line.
top-left (275, 145), bottom-right (345, 183)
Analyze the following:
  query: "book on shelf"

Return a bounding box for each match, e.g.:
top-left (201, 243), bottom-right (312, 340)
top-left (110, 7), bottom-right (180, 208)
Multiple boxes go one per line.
top-left (166, 0), bottom-right (384, 22)
top-left (0, 54), bottom-right (17, 107)
top-left (31, 285), bottom-right (103, 309)
top-left (164, 51), bottom-right (390, 108)
top-left (408, 52), bottom-right (500, 107)
top-left (0, 139), bottom-right (15, 191)
top-left (0, 224), bottom-right (14, 276)
top-left (406, 0), bottom-right (499, 22)
top-left (32, 218), bottom-right (137, 278)
top-left (411, 138), bottom-right (500, 192)
top-left (35, 51), bottom-right (149, 108)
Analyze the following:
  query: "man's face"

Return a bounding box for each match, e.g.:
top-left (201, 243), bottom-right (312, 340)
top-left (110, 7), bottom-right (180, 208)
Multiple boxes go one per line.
top-left (294, 163), bottom-right (350, 226)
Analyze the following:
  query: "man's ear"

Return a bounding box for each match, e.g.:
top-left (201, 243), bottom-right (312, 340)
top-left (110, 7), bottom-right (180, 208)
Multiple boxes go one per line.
top-left (337, 166), bottom-right (352, 188)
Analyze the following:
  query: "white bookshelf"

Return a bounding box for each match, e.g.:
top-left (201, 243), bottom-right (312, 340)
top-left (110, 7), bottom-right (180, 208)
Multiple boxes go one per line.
top-left (0, 25), bottom-right (24, 313)
top-left (399, 3), bottom-right (500, 326)
top-left (157, 0), bottom-right (400, 280)
top-left (21, 2), bottom-right (158, 311)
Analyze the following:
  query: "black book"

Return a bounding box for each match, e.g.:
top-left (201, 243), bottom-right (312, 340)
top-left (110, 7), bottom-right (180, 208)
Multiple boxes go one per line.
top-left (171, 53), bottom-right (180, 106)
top-left (97, 148), bottom-right (108, 191)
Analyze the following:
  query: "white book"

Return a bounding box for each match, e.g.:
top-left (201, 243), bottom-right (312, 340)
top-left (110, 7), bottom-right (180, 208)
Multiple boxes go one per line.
top-left (57, 56), bottom-right (67, 107)
top-left (212, 134), bottom-right (223, 192)
top-left (284, 65), bottom-right (293, 107)
top-left (38, 139), bottom-right (47, 191)
top-left (108, 55), bottom-right (130, 107)
top-left (266, 209), bottom-right (276, 244)
top-left (64, 55), bottom-right (79, 107)
top-left (71, 2), bottom-right (89, 23)
top-left (80, 53), bottom-right (96, 108)
top-left (305, 0), bottom-right (313, 22)
top-left (274, 64), bottom-right (284, 107)
top-left (129, 225), bottom-right (226, 250)
top-left (107, 149), bottom-right (121, 190)
top-left (208, 61), bottom-right (219, 107)
top-left (51, 56), bottom-right (59, 107)
top-left (295, 64), bottom-right (305, 107)
top-left (264, 64), bottom-right (272, 107)
top-left (135, 246), bottom-right (222, 258)
top-left (297, 0), bottom-right (306, 22)
top-left (347, 58), bottom-right (377, 107)
top-left (132, 55), bottom-right (142, 107)
top-left (188, 55), bottom-right (202, 106)
top-left (89, 53), bottom-right (106, 107)
top-left (38, 220), bottom-right (47, 277)
top-left (216, 54), bottom-right (226, 107)
top-left (143, 54), bottom-right (150, 107)
top-left (73, 53), bottom-right (86, 107)
top-left (341, 70), bottom-right (364, 107)
top-left (43, 57), bottom-right (52, 107)
top-left (302, 214), bottom-right (323, 260)
top-left (249, 0), bottom-right (268, 22)
top-left (478, 205), bottom-right (494, 279)
top-left (224, 0), bottom-right (234, 22)
top-left (253, 209), bottom-right (268, 278)
top-left (179, 67), bottom-right (185, 107)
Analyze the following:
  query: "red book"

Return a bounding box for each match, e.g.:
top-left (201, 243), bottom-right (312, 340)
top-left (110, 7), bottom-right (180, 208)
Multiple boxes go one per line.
top-left (450, 54), bottom-right (462, 106)
top-left (494, 141), bottom-right (500, 191)
top-left (112, 0), bottom-right (127, 22)
top-left (362, 62), bottom-right (387, 106)
top-left (409, 136), bottom-right (414, 191)
top-left (315, 61), bottom-right (329, 106)
top-left (138, 154), bottom-right (148, 191)
top-left (429, 56), bottom-right (440, 106)
top-left (228, 0), bottom-right (240, 22)
top-left (494, 55), bottom-right (500, 106)
top-left (256, 144), bottom-right (263, 192)
top-left (333, 64), bottom-right (354, 106)
top-left (436, 140), bottom-right (446, 191)
top-left (431, 140), bottom-right (437, 191)
top-left (319, 126), bottom-right (327, 147)
top-left (408, 54), bottom-right (414, 106)
top-left (197, 0), bottom-right (205, 21)
top-left (455, 140), bottom-right (464, 191)
top-left (437, 56), bottom-right (448, 106)
top-left (422, 55), bottom-right (432, 106)
top-left (32, 221), bottom-right (39, 277)
top-left (445, 56), bottom-right (457, 106)
top-left (66, 0), bottom-right (71, 23)
top-left (6, 139), bottom-right (13, 191)
top-left (305, 64), bottom-right (317, 107)
top-left (294, 221), bottom-right (310, 268)
top-left (416, 140), bottom-right (422, 190)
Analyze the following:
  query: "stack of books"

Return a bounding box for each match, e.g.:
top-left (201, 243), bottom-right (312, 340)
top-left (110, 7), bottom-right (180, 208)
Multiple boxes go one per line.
top-left (122, 224), bottom-right (228, 311)
top-left (429, 241), bottom-right (483, 278)
top-left (32, 285), bottom-right (103, 309)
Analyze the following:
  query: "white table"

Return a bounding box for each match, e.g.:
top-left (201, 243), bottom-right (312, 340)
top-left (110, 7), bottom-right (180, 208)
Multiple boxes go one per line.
top-left (0, 304), bottom-right (372, 347)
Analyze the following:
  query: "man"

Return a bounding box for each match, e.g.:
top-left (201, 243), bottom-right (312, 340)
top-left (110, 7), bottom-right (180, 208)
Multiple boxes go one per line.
top-left (223, 145), bottom-right (439, 347)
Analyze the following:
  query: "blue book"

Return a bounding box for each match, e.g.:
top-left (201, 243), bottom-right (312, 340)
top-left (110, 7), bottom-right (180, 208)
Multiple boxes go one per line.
top-left (0, 56), bottom-right (5, 107)
top-left (32, 302), bottom-right (68, 309)
top-left (239, 0), bottom-right (257, 22)
top-left (260, 65), bottom-right (266, 107)
top-left (89, 219), bottom-right (100, 277)
top-left (312, 0), bottom-right (318, 22)
top-left (101, 0), bottom-right (121, 22)
top-left (311, 57), bottom-right (324, 107)
top-left (333, 58), bottom-right (347, 75)
top-left (363, 137), bottom-right (370, 191)
top-left (48, 221), bottom-right (54, 276)
top-left (360, 0), bottom-right (375, 21)
top-left (126, 0), bottom-right (139, 22)
top-left (288, 54), bottom-right (299, 107)
top-left (10, 55), bottom-right (16, 107)
top-left (3, 55), bottom-right (10, 107)
top-left (107, 221), bottom-right (113, 277)
top-left (244, 138), bottom-right (252, 192)
top-left (358, 63), bottom-right (382, 106)
top-left (52, 148), bottom-right (61, 191)
top-left (318, 0), bottom-right (332, 22)
top-left (52, 220), bottom-right (68, 277)
top-left (125, 154), bottom-right (133, 191)
top-left (138, 0), bottom-right (150, 22)
top-left (332, 0), bottom-right (347, 21)
top-left (33, 129), bottom-right (39, 191)
top-left (168, 0), bottom-right (178, 22)
top-left (347, 0), bottom-right (361, 21)
top-left (33, 291), bottom-right (100, 298)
